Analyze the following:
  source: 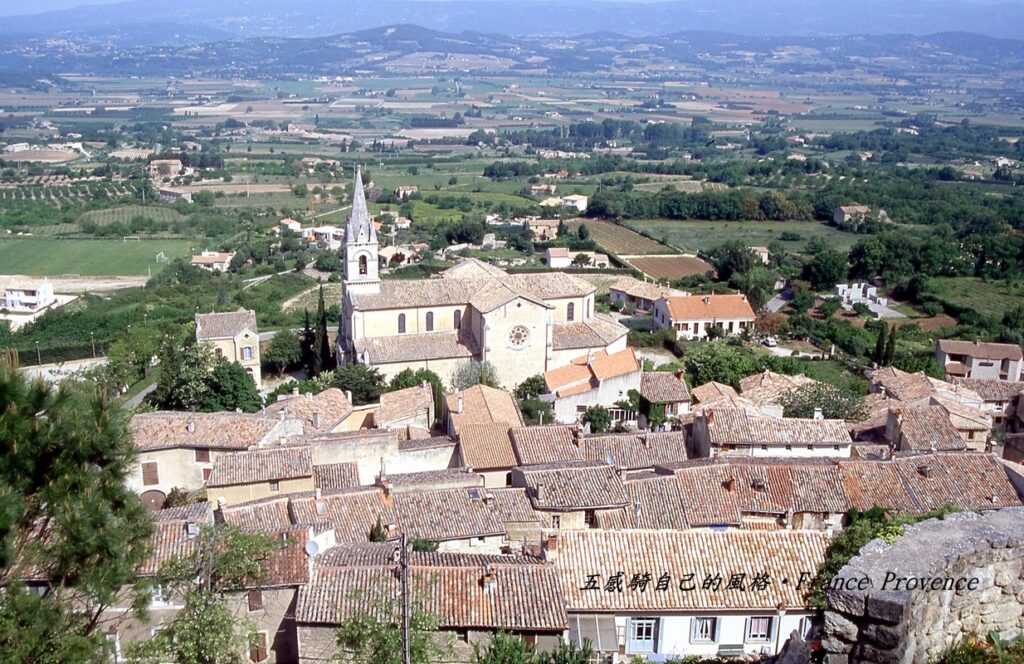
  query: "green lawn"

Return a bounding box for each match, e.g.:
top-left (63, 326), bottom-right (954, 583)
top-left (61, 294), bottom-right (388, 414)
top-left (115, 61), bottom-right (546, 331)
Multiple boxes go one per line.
top-left (926, 276), bottom-right (1024, 320)
top-left (0, 238), bottom-right (194, 276)
top-left (626, 219), bottom-right (863, 254)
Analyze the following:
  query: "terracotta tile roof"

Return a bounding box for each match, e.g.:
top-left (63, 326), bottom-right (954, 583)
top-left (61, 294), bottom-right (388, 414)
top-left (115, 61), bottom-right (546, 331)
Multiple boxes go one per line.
top-left (140, 520), bottom-right (202, 576)
top-left (386, 468), bottom-right (483, 491)
top-left (608, 276), bottom-right (683, 302)
top-left (439, 258), bottom-right (508, 279)
top-left (487, 488), bottom-right (545, 524)
top-left (660, 294), bottom-right (755, 321)
top-left (296, 563), bottom-right (566, 630)
top-left (219, 496), bottom-right (295, 533)
top-left (929, 396), bottom-right (991, 432)
top-left (691, 381), bottom-right (739, 404)
top-left (313, 463), bottom-right (361, 490)
top-left (154, 502), bottom-right (212, 523)
top-left (953, 378), bottom-right (1024, 402)
top-left (739, 370), bottom-right (817, 405)
top-left (446, 385), bottom-right (524, 433)
top-left (317, 543), bottom-right (542, 568)
top-left (458, 423), bottom-right (517, 470)
top-left (258, 528), bottom-right (311, 587)
top-left (394, 488), bottom-right (507, 541)
top-left (578, 431), bottom-right (689, 470)
top-left (544, 348), bottom-right (639, 397)
top-left (891, 406), bottom-right (967, 451)
top-left (509, 425), bottom-right (583, 466)
top-left (207, 446), bottom-right (314, 488)
top-left (938, 339), bottom-right (1023, 361)
top-left (469, 280), bottom-right (552, 314)
top-left (551, 314), bottom-right (628, 351)
top-left (264, 388), bottom-right (353, 434)
top-left (701, 408), bottom-right (852, 447)
top-left (291, 488), bottom-right (397, 545)
top-left (887, 453), bottom-right (1023, 513)
top-left (377, 383), bottom-right (434, 427)
top-left (869, 367), bottom-right (936, 402)
top-left (354, 330), bottom-right (476, 364)
top-left (195, 309), bottom-right (257, 339)
top-left (513, 461), bottom-right (629, 511)
top-left (555, 530), bottom-right (829, 611)
top-left (639, 372), bottom-right (691, 403)
top-left (349, 273), bottom-right (592, 311)
top-left (130, 411), bottom-right (284, 452)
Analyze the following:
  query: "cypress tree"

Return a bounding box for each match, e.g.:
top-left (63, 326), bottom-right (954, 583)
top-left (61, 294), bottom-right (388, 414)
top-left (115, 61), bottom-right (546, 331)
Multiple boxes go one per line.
top-left (312, 287), bottom-right (326, 376)
top-left (884, 326), bottom-right (897, 366)
top-left (874, 323), bottom-right (887, 365)
top-left (301, 308), bottom-right (314, 374)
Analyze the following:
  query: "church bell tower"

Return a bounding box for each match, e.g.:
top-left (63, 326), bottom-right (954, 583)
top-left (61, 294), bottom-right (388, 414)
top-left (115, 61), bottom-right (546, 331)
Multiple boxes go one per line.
top-left (342, 166), bottom-right (380, 295)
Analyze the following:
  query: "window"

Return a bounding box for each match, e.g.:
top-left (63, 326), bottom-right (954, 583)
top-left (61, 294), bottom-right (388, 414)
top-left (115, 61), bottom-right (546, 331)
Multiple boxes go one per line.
top-left (202, 468), bottom-right (212, 481)
top-left (241, 346), bottom-right (253, 361)
top-left (142, 462), bottom-right (159, 486)
top-left (505, 472), bottom-right (512, 486)
top-left (247, 589), bottom-right (263, 612)
top-left (584, 510), bottom-right (597, 528)
top-left (567, 302), bottom-right (575, 321)
top-left (691, 617), bottom-right (718, 643)
top-left (746, 616), bottom-right (774, 642)
top-left (627, 617), bottom-right (657, 653)
top-left (454, 309), bottom-right (462, 330)
top-left (249, 632), bottom-right (268, 662)
top-left (195, 449), bottom-right (210, 463)
top-left (425, 311), bottom-right (434, 332)
top-left (269, 481), bottom-right (280, 492)
top-left (398, 313), bottom-right (406, 334)
top-left (358, 255), bottom-right (368, 275)
top-left (551, 515), bottom-right (561, 529)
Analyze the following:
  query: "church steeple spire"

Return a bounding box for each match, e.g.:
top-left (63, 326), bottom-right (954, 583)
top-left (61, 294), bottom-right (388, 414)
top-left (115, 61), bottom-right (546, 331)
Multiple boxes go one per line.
top-left (346, 166), bottom-right (377, 244)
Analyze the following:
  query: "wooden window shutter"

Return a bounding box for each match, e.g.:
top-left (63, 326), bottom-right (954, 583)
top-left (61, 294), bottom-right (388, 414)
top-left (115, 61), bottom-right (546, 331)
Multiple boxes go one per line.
top-left (142, 462), bottom-right (159, 486)
top-left (249, 632), bottom-right (267, 662)
top-left (202, 468), bottom-right (212, 481)
top-left (195, 448), bottom-right (210, 463)
top-left (247, 589), bottom-right (263, 611)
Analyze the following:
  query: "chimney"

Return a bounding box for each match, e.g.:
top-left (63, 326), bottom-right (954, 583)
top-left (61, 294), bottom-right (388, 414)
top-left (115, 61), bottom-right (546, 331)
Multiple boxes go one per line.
top-left (312, 412), bottom-right (321, 430)
top-left (639, 434), bottom-right (649, 448)
top-left (703, 295), bottom-right (711, 305)
top-left (292, 386), bottom-right (300, 397)
top-left (571, 424), bottom-right (582, 446)
top-left (723, 477), bottom-right (736, 492)
top-left (345, 390), bottom-right (353, 404)
top-left (813, 408), bottom-right (823, 420)
top-left (535, 483), bottom-right (545, 501)
top-left (917, 464), bottom-right (931, 478)
top-left (186, 419), bottom-right (196, 433)
top-left (214, 496), bottom-right (226, 524)
top-left (483, 491), bottom-right (495, 506)
top-left (456, 394), bottom-right (464, 414)
top-left (543, 533), bottom-right (559, 561)
top-left (480, 564), bottom-right (498, 594)
top-left (315, 488), bottom-right (326, 515)
top-left (186, 521), bottom-right (199, 538)
top-left (751, 477), bottom-right (766, 492)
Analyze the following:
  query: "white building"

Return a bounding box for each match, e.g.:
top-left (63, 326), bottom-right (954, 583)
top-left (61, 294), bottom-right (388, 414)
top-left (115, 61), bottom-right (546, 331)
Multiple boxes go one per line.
top-left (190, 251), bottom-right (235, 273)
top-left (1, 277), bottom-right (55, 314)
top-left (834, 282), bottom-right (887, 307)
top-left (308, 225), bottom-right (345, 251)
top-left (545, 248), bottom-right (609, 269)
top-left (560, 194), bottom-right (589, 213)
top-left (543, 348), bottom-right (641, 425)
top-left (653, 294), bottom-right (756, 341)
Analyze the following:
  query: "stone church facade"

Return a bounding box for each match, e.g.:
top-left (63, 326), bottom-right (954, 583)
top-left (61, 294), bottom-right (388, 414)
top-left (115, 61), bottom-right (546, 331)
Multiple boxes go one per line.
top-left (336, 168), bottom-right (628, 389)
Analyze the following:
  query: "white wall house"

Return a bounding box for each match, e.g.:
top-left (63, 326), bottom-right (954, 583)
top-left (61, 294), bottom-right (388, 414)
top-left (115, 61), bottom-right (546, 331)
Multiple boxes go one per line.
top-left (543, 348), bottom-right (642, 425)
top-left (1, 277), bottom-right (55, 314)
top-left (835, 282), bottom-right (887, 306)
top-left (653, 294), bottom-right (756, 341)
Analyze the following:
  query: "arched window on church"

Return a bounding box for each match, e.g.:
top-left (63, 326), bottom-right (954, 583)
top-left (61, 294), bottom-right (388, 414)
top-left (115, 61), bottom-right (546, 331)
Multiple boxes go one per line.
top-left (454, 309), bottom-right (462, 330)
top-left (358, 255), bottom-right (368, 275)
top-left (398, 313), bottom-right (406, 334)
top-left (567, 302), bottom-right (575, 322)
top-left (426, 312), bottom-right (434, 332)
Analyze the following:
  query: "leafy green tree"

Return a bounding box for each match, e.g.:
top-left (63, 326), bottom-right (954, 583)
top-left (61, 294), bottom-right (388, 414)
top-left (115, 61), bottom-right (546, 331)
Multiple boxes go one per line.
top-left (126, 525), bottom-right (279, 664)
top-left (264, 329), bottom-right (302, 376)
top-left (333, 364), bottom-right (385, 406)
top-left (778, 383), bottom-right (867, 420)
top-left (801, 248), bottom-right (848, 290)
top-left (475, 632), bottom-right (536, 664)
top-left (818, 298), bottom-right (841, 320)
top-left (576, 224), bottom-right (590, 241)
top-left (336, 593), bottom-right (449, 664)
top-left (519, 398), bottom-right (554, 426)
top-left (571, 253), bottom-right (592, 267)
top-left (682, 341), bottom-right (764, 389)
top-left (0, 369), bottom-right (153, 662)
top-left (582, 405), bottom-right (612, 433)
top-left (151, 338), bottom-right (214, 411)
top-left (884, 326), bottom-right (897, 366)
top-left (514, 375), bottom-right (547, 400)
top-left (557, 220), bottom-right (569, 238)
top-left (387, 368), bottom-right (444, 425)
top-left (368, 516), bottom-right (388, 543)
top-left (731, 266), bottom-right (775, 312)
top-left (706, 240), bottom-right (756, 281)
top-left (789, 284), bottom-right (815, 314)
top-left (451, 361), bottom-right (500, 390)
top-left (202, 360), bottom-right (261, 413)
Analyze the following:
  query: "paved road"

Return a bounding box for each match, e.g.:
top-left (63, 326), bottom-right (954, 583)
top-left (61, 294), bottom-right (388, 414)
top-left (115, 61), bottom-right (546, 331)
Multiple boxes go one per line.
top-left (766, 292), bottom-right (790, 313)
top-left (123, 382), bottom-right (158, 409)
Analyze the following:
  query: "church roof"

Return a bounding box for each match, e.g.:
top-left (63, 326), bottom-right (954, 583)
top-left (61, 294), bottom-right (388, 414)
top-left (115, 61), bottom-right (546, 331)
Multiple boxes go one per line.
top-left (345, 166), bottom-right (376, 244)
top-left (348, 272), bottom-right (595, 311)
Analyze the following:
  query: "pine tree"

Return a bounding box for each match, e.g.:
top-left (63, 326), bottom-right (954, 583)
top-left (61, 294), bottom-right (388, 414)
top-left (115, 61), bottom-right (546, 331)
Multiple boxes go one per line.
top-left (874, 323), bottom-right (888, 365)
top-left (884, 326), bottom-right (897, 366)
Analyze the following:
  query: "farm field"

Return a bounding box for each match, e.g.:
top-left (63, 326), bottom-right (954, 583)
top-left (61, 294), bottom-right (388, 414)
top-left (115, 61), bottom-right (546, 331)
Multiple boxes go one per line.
top-left (0, 238), bottom-right (192, 276)
top-left (567, 219), bottom-right (675, 255)
top-left (78, 205), bottom-right (184, 226)
top-left (626, 219), bottom-right (862, 253)
top-left (925, 277), bottom-right (1024, 320)
top-left (626, 255), bottom-right (713, 280)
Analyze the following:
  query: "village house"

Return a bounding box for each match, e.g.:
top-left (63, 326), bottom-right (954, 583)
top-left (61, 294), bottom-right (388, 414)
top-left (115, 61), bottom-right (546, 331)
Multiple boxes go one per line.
top-left (608, 276), bottom-right (687, 312)
top-left (750, 246), bottom-right (770, 265)
top-left (375, 381), bottom-right (435, 433)
top-left (307, 225), bottom-right (345, 251)
top-left (530, 183), bottom-right (557, 195)
top-left (953, 377), bottom-right (1024, 431)
top-left (690, 407), bottom-right (853, 458)
top-left (278, 217), bottom-right (303, 235)
top-left (885, 406), bottom-right (972, 453)
top-left (638, 371), bottom-right (692, 423)
top-left (295, 548), bottom-right (566, 662)
top-left (544, 247), bottom-right (610, 269)
top-left (158, 186), bottom-right (192, 204)
top-left (290, 428), bottom-right (456, 485)
top-left (0, 277), bottom-right (57, 329)
top-left (525, 217), bottom-right (561, 240)
top-left (148, 158), bottom-right (184, 180)
top-left (508, 425), bottom-right (688, 471)
top-left (552, 529), bottom-right (828, 660)
top-left (560, 194), bottom-right (589, 213)
top-left (207, 446), bottom-right (317, 506)
top-left (127, 411), bottom-right (302, 509)
top-left (393, 184), bottom-right (418, 200)
top-left (338, 171), bottom-right (627, 388)
top-left (936, 338), bottom-right (1024, 382)
top-left (542, 348), bottom-right (641, 425)
top-left (832, 204), bottom-right (887, 230)
top-left (653, 294), bottom-right (756, 341)
top-left (263, 388), bottom-right (360, 435)
top-left (445, 384), bottom-right (524, 437)
top-left (834, 282), bottom-right (887, 307)
top-left (190, 250), bottom-right (235, 272)
top-left (511, 460), bottom-right (629, 530)
top-left (195, 309), bottom-right (262, 389)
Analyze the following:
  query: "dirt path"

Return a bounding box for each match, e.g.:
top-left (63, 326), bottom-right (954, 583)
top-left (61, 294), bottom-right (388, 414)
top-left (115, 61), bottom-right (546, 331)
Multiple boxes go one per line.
top-left (0, 274), bottom-right (148, 293)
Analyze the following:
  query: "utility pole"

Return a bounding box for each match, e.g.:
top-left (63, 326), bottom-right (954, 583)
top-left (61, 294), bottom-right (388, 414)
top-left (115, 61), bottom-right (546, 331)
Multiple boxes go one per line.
top-left (398, 534), bottom-right (411, 664)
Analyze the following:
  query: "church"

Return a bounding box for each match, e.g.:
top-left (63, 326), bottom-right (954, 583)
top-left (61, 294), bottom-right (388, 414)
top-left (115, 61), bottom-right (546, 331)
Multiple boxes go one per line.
top-left (336, 168), bottom-right (629, 389)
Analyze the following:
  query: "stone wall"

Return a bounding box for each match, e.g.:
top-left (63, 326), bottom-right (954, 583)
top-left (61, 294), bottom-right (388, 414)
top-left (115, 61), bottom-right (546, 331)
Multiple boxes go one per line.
top-left (822, 508), bottom-right (1024, 664)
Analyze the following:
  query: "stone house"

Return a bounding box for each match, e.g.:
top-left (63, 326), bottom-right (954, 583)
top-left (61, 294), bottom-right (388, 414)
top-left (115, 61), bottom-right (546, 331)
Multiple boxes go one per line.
top-left (638, 371), bottom-right (692, 423)
top-left (935, 338), bottom-right (1024, 382)
top-left (511, 461), bottom-right (629, 530)
top-left (206, 446), bottom-right (317, 506)
top-left (608, 276), bottom-right (687, 312)
top-left (690, 407), bottom-right (853, 458)
top-left (653, 294), bottom-right (756, 341)
top-left (195, 309), bottom-right (262, 389)
top-left (444, 384), bottom-right (524, 437)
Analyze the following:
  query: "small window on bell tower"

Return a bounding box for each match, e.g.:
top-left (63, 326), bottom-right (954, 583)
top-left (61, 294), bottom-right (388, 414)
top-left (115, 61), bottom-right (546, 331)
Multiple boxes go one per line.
top-left (358, 255), bottom-right (368, 275)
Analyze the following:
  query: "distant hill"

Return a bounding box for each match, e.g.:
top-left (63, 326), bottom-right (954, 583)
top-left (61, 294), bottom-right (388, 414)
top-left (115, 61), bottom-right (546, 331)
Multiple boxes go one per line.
top-left (3, 0), bottom-right (1024, 41)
